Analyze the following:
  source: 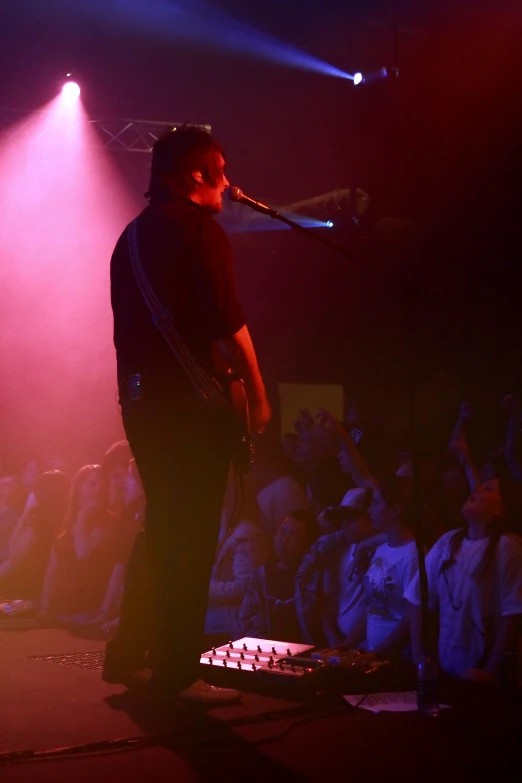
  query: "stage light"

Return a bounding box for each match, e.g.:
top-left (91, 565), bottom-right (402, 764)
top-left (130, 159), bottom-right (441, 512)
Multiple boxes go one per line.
top-left (353, 72), bottom-right (363, 86)
top-left (326, 220), bottom-right (334, 228)
top-left (62, 81), bottom-right (81, 100)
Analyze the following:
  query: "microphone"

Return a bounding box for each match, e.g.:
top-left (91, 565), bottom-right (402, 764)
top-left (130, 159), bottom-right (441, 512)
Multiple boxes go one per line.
top-left (228, 186), bottom-right (278, 218)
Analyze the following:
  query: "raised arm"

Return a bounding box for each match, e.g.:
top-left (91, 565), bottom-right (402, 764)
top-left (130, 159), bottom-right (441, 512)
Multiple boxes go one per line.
top-left (448, 401), bottom-right (481, 491)
top-left (314, 408), bottom-right (377, 489)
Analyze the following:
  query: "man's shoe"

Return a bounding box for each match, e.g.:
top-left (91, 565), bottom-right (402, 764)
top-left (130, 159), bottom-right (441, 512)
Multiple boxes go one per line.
top-left (102, 643), bottom-right (149, 685)
top-left (177, 679), bottom-right (241, 706)
top-left (102, 663), bottom-right (151, 687)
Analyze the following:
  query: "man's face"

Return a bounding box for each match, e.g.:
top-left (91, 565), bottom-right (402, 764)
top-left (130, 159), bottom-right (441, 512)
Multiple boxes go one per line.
top-left (463, 479), bottom-right (503, 525)
top-left (295, 426), bottom-right (336, 467)
top-left (192, 153), bottom-right (229, 213)
top-left (274, 516), bottom-right (309, 566)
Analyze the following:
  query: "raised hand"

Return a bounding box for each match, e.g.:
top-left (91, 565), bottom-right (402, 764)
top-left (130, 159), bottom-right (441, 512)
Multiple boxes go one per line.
top-left (314, 408), bottom-right (346, 438)
top-left (294, 408), bottom-right (315, 434)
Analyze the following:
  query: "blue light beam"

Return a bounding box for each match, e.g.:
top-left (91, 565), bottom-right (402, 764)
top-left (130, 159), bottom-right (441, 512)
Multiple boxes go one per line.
top-left (46, 0), bottom-right (354, 81)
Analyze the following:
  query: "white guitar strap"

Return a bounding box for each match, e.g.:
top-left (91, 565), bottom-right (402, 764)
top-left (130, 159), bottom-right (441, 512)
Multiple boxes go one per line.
top-left (126, 219), bottom-right (227, 411)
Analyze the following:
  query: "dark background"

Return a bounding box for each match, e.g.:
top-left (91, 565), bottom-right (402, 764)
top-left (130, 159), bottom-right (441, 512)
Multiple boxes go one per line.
top-left (1, 0), bottom-right (521, 468)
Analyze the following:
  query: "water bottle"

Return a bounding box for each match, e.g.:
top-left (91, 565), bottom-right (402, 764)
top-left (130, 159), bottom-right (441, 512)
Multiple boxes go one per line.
top-left (417, 654), bottom-right (439, 716)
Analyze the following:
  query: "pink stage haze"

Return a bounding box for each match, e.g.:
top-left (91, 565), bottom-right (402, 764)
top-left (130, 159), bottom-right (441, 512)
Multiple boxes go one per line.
top-left (0, 92), bottom-right (141, 471)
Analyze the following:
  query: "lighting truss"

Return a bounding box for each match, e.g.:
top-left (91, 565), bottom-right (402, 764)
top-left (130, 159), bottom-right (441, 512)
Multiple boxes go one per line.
top-left (89, 117), bottom-right (211, 152)
top-left (0, 108), bottom-right (211, 152)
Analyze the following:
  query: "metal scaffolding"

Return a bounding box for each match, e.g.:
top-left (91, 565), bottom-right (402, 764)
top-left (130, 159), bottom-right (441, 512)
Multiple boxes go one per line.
top-left (0, 108), bottom-right (211, 152)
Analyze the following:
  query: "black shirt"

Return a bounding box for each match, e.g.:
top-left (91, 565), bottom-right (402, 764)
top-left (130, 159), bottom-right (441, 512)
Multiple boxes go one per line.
top-left (110, 198), bottom-right (245, 400)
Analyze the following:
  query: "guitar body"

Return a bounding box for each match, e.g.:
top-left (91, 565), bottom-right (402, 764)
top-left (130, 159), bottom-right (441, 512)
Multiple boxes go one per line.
top-left (216, 369), bottom-right (255, 475)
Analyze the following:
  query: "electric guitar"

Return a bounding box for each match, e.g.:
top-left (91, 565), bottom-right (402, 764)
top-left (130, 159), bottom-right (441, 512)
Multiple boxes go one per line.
top-left (211, 362), bottom-right (255, 475)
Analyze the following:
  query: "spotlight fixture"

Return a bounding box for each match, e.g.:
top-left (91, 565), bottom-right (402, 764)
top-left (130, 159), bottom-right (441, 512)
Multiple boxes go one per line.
top-left (326, 220), bottom-right (334, 228)
top-left (353, 67), bottom-right (398, 87)
top-left (62, 80), bottom-right (80, 100)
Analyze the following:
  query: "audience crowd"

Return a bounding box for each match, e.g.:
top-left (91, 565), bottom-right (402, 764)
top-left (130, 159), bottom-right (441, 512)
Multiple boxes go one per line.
top-left (1, 392), bottom-right (521, 684)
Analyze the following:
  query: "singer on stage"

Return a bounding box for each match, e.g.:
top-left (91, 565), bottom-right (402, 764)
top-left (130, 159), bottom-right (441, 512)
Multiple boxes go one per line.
top-left (105, 126), bottom-right (271, 704)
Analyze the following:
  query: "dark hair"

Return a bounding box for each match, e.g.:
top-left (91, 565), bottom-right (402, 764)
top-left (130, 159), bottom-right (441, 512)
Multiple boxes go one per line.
top-left (146, 126), bottom-right (225, 200)
top-left (102, 440), bottom-right (132, 476)
top-left (307, 457), bottom-right (351, 511)
top-left (285, 509), bottom-right (320, 547)
top-left (377, 475), bottom-right (413, 513)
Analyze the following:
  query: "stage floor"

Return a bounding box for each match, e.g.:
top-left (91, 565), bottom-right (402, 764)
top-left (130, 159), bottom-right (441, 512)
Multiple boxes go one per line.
top-left (1, 627), bottom-right (521, 782)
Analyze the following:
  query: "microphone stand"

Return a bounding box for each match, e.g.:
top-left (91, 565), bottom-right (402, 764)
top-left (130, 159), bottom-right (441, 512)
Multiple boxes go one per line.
top-left (260, 205), bottom-right (431, 656)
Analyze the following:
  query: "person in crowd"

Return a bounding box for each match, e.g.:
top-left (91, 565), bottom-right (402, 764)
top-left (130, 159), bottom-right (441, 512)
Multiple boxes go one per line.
top-left (0, 476), bottom-right (26, 572)
top-left (0, 471), bottom-right (70, 600)
top-left (306, 457), bottom-right (354, 525)
top-left (238, 509), bottom-right (319, 641)
top-left (38, 464), bottom-right (116, 624)
top-left (101, 440), bottom-right (133, 516)
top-left (339, 476), bottom-right (419, 656)
top-left (205, 477), bottom-right (269, 641)
top-left (407, 477), bottom-right (522, 682)
top-left (293, 409), bottom-right (354, 522)
top-left (246, 433), bottom-right (309, 539)
top-left (77, 459), bottom-right (146, 638)
top-left (294, 487), bottom-right (376, 645)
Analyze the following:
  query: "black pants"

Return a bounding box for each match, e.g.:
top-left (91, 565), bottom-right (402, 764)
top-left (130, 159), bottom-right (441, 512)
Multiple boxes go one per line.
top-left (108, 387), bottom-right (232, 692)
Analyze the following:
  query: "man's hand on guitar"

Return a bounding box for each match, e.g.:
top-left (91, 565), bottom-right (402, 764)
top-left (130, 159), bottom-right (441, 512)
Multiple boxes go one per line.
top-left (250, 394), bottom-right (272, 435)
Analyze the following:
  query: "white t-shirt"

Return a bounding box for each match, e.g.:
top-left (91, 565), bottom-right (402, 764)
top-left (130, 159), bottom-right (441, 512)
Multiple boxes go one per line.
top-left (256, 476), bottom-right (309, 537)
top-left (336, 544), bottom-right (366, 637)
top-left (364, 540), bottom-right (419, 650)
top-left (405, 531), bottom-right (522, 677)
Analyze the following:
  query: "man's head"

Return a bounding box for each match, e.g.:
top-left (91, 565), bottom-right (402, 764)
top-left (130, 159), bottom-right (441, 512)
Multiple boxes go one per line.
top-left (321, 487), bottom-right (372, 541)
top-left (462, 478), bottom-right (504, 528)
top-left (274, 510), bottom-right (319, 568)
top-left (147, 126), bottom-right (229, 213)
top-left (295, 425), bottom-right (338, 470)
top-left (368, 476), bottom-right (412, 532)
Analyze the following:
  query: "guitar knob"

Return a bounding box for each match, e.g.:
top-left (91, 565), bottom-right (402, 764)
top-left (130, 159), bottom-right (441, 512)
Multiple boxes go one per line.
top-left (243, 643), bottom-right (248, 651)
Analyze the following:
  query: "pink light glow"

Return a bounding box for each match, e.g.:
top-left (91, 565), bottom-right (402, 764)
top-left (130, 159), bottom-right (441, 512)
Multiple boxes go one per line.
top-left (0, 95), bottom-right (141, 469)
